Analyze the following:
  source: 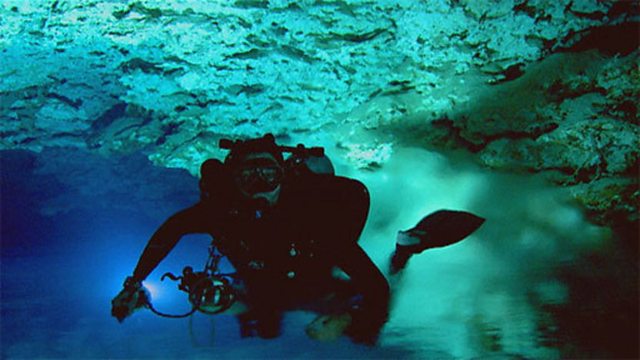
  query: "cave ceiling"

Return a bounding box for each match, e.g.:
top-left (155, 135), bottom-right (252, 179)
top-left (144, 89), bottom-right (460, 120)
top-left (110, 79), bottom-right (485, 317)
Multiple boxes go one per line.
top-left (1, 0), bottom-right (638, 224)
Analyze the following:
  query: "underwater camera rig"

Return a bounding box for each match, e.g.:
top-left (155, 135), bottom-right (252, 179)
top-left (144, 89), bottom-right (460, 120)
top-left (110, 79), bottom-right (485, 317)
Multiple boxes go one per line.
top-left (145, 243), bottom-right (239, 319)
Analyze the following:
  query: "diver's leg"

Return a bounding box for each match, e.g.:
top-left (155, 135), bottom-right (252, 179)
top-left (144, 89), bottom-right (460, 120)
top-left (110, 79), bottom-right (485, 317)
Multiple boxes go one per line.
top-left (389, 244), bottom-right (414, 275)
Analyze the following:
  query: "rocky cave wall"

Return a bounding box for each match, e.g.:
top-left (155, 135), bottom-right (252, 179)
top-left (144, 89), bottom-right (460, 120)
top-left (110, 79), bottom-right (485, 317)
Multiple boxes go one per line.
top-left (1, 0), bottom-right (638, 225)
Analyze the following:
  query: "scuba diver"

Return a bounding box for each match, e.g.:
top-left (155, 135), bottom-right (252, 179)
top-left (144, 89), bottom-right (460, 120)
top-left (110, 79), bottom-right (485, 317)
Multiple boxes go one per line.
top-left (111, 134), bottom-right (485, 344)
top-left (112, 134), bottom-right (390, 344)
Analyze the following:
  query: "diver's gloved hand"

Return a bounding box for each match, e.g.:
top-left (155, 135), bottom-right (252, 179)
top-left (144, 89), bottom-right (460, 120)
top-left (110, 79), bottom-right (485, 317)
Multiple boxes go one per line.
top-left (111, 276), bottom-right (149, 322)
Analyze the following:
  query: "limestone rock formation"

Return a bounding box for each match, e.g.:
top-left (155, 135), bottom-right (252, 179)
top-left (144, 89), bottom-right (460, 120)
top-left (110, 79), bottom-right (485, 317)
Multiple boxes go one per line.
top-left (0, 0), bottom-right (638, 224)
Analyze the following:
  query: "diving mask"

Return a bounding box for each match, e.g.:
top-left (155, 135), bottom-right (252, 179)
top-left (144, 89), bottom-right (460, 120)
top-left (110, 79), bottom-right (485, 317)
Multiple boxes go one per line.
top-left (235, 157), bottom-right (284, 195)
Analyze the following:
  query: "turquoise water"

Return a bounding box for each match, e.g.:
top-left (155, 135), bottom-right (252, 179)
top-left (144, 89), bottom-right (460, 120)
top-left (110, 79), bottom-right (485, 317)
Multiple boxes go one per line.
top-left (1, 1), bottom-right (638, 358)
top-left (1, 148), bottom-right (637, 359)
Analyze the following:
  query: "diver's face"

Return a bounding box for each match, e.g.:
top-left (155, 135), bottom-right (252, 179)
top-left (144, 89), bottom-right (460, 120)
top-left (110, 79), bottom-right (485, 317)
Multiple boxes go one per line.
top-left (233, 152), bottom-right (283, 206)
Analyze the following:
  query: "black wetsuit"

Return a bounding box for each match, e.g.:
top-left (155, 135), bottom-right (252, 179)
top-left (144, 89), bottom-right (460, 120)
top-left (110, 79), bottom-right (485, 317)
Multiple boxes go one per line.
top-left (131, 174), bottom-right (390, 343)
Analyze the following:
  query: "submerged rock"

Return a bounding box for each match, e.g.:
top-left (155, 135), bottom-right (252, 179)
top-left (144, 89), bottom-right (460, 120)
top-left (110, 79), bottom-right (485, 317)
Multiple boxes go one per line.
top-left (0, 0), bottom-right (637, 223)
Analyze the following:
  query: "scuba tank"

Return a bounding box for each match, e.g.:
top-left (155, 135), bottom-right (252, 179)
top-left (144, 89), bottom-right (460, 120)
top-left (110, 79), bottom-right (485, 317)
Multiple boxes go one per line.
top-left (284, 145), bottom-right (335, 178)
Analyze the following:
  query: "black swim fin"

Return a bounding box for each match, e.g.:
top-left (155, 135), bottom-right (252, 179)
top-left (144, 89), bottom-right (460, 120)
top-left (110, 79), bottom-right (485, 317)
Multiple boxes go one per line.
top-left (390, 210), bottom-right (485, 274)
top-left (410, 210), bottom-right (485, 250)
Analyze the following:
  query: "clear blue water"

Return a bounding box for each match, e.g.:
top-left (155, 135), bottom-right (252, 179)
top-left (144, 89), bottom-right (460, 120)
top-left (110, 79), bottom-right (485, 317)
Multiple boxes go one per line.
top-left (2, 148), bottom-right (637, 359)
top-left (0, 149), bottom-right (420, 359)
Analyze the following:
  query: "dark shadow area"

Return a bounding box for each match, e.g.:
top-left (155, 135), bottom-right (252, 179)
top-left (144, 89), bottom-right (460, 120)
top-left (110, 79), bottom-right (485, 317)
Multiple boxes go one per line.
top-left (457, 153), bottom-right (639, 359)
top-left (561, 21), bottom-right (640, 56)
top-left (549, 219), bottom-right (639, 359)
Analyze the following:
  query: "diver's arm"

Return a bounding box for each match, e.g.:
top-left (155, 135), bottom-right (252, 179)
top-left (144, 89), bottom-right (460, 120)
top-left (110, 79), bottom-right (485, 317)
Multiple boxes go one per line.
top-left (131, 204), bottom-right (207, 282)
top-left (112, 204), bottom-right (210, 322)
